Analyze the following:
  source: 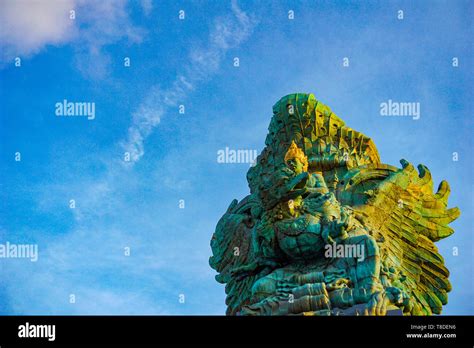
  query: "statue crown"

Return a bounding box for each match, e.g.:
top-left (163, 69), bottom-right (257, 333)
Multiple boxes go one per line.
top-left (284, 141), bottom-right (308, 171)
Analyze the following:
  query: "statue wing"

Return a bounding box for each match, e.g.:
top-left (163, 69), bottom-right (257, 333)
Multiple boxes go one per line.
top-left (209, 195), bottom-right (261, 315)
top-left (338, 159), bottom-right (460, 315)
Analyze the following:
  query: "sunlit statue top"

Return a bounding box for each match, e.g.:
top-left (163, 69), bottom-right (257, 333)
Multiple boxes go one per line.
top-left (210, 93), bottom-right (460, 316)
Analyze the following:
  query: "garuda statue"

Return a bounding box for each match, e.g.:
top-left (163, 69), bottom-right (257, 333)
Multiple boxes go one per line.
top-left (210, 93), bottom-right (460, 316)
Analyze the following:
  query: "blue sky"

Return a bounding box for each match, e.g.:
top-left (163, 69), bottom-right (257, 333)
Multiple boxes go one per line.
top-left (0, 0), bottom-right (472, 315)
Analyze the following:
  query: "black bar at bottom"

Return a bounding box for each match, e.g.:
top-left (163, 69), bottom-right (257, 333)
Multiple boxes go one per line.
top-left (0, 315), bottom-right (472, 346)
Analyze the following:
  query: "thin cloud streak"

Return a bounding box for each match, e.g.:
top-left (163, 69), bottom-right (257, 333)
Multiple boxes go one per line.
top-left (122, 0), bottom-right (257, 162)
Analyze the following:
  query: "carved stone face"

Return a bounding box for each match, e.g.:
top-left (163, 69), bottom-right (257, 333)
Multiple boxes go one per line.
top-left (313, 193), bottom-right (341, 221)
top-left (320, 202), bottom-right (341, 221)
top-left (286, 157), bottom-right (305, 175)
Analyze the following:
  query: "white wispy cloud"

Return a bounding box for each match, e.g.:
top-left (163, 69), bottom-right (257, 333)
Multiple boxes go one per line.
top-left (72, 0), bottom-right (145, 79)
top-left (122, 0), bottom-right (257, 162)
top-left (0, 0), bottom-right (76, 62)
top-left (0, 0), bottom-right (144, 78)
top-left (140, 0), bottom-right (153, 17)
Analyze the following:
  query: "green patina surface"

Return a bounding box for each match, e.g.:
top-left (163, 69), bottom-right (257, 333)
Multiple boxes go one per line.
top-left (210, 93), bottom-right (460, 316)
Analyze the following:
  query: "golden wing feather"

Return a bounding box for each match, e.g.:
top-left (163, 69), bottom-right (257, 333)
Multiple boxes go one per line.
top-left (339, 159), bottom-right (460, 315)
